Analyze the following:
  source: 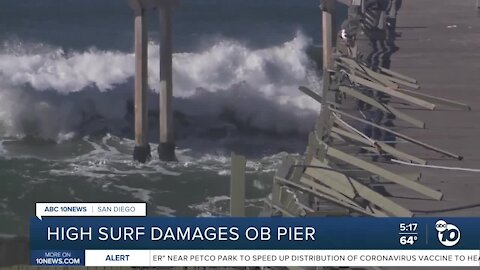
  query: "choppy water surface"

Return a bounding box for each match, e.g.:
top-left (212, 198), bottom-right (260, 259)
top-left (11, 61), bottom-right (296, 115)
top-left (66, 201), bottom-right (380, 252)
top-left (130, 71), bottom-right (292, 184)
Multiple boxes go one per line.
top-left (0, 0), bottom-right (344, 235)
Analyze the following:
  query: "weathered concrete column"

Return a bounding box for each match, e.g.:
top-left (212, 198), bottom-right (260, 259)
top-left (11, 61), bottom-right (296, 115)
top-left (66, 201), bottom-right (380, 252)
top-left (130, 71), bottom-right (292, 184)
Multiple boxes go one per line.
top-left (158, 3), bottom-right (176, 161)
top-left (230, 153), bottom-right (246, 217)
top-left (129, 0), bottom-right (151, 163)
top-left (312, 0), bottom-right (336, 212)
top-left (315, 0), bottom-right (335, 140)
top-left (321, 0), bottom-right (335, 72)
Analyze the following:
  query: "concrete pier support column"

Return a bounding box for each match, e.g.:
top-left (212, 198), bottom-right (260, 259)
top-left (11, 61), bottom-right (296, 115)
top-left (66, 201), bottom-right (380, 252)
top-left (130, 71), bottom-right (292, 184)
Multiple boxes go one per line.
top-left (158, 3), bottom-right (176, 161)
top-left (321, 0), bottom-right (335, 72)
top-left (129, 0), bottom-right (151, 163)
top-left (230, 153), bottom-right (246, 217)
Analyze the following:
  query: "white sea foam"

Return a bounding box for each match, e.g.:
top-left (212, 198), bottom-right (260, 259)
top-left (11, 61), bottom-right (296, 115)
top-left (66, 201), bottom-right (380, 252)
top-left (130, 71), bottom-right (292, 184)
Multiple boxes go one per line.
top-left (0, 233), bottom-right (16, 239)
top-left (0, 47), bottom-right (133, 92)
top-left (154, 205), bottom-right (176, 217)
top-left (0, 33), bottom-right (319, 140)
top-left (114, 184), bottom-right (153, 203)
top-left (190, 195), bottom-right (230, 217)
top-left (189, 195), bottom-right (268, 217)
top-left (0, 140), bottom-right (6, 156)
top-left (48, 135), bottom-right (180, 179)
top-left (0, 33), bottom-right (314, 99)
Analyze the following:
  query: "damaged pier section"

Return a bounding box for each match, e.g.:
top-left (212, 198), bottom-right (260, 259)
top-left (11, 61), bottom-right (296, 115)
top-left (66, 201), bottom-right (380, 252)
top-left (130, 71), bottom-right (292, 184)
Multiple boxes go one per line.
top-left (257, 0), bottom-right (478, 219)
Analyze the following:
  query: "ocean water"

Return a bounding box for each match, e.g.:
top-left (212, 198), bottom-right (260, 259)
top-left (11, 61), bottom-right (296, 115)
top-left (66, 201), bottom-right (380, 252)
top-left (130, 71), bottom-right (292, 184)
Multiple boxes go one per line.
top-left (0, 0), bottom-right (344, 236)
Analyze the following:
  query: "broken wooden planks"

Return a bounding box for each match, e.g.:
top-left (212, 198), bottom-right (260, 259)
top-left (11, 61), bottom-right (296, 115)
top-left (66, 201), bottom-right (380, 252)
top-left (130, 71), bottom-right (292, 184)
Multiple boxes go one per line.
top-left (329, 107), bottom-right (463, 160)
top-left (338, 57), bottom-right (421, 90)
top-left (338, 86), bottom-right (425, 128)
top-left (379, 66), bottom-right (418, 84)
top-left (298, 86), bottom-right (342, 108)
top-left (331, 126), bottom-right (427, 165)
top-left (275, 176), bottom-right (383, 217)
top-left (396, 87), bottom-right (471, 110)
top-left (348, 74), bottom-right (436, 110)
top-left (304, 158), bottom-right (413, 217)
top-left (338, 57), bottom-right (467, 110)
top-left (325, 146), bottom-right (443, 200)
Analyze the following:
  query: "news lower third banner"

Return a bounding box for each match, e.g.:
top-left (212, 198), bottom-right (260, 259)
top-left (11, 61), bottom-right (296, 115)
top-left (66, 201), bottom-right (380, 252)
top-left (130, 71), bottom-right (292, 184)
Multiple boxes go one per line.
top-left (30, 211), bottom-right (480, 267)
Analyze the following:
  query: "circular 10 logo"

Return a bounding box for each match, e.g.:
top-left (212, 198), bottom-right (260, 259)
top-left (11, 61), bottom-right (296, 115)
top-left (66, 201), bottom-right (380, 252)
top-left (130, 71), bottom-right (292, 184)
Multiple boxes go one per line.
top-left (435, 220), bottom-right (461, 247)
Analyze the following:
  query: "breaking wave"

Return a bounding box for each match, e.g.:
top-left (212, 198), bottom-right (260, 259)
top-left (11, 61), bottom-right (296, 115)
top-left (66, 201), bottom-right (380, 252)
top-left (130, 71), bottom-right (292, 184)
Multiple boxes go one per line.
top-left (0, 33), bottom-right (320, 149)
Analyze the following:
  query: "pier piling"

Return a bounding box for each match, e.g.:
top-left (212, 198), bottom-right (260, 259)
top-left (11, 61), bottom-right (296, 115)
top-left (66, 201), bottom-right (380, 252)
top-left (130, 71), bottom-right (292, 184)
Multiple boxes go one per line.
top-left (321, 0), bottom-right (335, 72)
top-left (230, 153), bottom-right (246, 217)
top-left (129, 0), bottom-right (179, 162)
top-left (130, 0), bottom-right (151, 163)
top-left (158, 3), bottom-right (176, 161)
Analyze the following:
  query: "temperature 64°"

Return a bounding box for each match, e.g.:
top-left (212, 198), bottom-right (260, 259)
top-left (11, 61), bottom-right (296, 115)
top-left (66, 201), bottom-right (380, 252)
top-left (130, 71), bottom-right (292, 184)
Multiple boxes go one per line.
top-left (400, 235), bottom-right (418, 245)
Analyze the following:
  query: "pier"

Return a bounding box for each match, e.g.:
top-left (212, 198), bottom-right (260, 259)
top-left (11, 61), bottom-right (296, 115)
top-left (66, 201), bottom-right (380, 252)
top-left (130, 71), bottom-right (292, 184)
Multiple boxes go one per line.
top-left (2, 0), bottom-right (480, 268)
top-left (380, 0), bottom-right (480, 216)
top-left (129, 0), bottom-right (179, 163)
top-left (263, 0), bottom-right (480, 219)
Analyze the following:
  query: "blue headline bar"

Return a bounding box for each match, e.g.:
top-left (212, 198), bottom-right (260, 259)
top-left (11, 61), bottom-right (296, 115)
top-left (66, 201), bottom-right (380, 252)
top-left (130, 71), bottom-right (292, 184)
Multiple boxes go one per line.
top-left (30, 217), bottom-right (480, 250)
